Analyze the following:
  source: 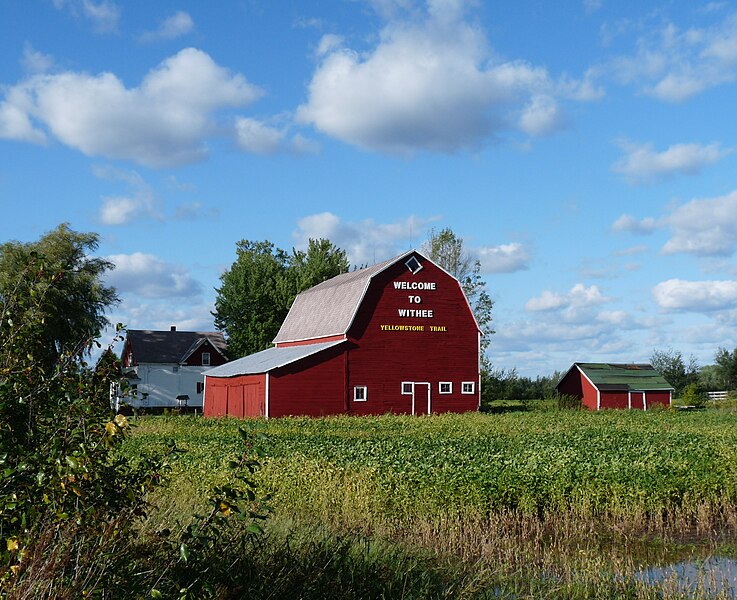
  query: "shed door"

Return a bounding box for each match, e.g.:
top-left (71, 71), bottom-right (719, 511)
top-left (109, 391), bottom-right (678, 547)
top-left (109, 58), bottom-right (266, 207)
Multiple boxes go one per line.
top-left (210, 386), bottom-right (227, 417)
top-left (244, 383), bottom-right (262, 417)
top-left (229, 386), bottom-right (245, 418)
top-left (412, 382), bottom-right (431, 416)
top-left (631, 391), bottom-right (645, 410)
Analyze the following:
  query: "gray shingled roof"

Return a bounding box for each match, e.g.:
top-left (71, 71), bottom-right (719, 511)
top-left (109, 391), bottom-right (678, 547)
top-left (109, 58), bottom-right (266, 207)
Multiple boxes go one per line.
top-left (204, 340), bottom-right (345, 377)
top-left (272, 253), bottom-right (409, 343)
top-left (126, 330), bottom-right (227, 364)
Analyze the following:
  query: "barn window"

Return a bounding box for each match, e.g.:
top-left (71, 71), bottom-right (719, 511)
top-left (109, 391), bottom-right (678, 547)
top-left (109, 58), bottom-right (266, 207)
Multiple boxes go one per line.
top-left (354, 386), bottom-right (368, 401)
top-left (405, 256), bottom-right (423, 274)
top-left (401, 382), bottom-right (414, 395)
top-left (462, 382), bottom-right (475, 394)
top-left (202, 352), bottom-right (211, 366)
top-left (439, 382), bottom-right (452, 394)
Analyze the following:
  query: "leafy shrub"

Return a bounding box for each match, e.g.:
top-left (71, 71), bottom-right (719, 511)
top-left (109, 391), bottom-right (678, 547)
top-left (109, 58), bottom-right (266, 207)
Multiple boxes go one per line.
top-left (556, 393), bottom-right (581, 410)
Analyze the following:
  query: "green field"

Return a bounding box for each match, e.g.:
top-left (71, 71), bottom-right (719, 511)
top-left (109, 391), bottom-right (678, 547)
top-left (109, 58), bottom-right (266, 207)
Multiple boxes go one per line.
top-left (123, 407), bottom-right (737, 598)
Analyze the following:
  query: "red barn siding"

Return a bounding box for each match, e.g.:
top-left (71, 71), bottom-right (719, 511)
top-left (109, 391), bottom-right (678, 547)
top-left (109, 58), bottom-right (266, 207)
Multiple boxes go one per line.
top-left (557, 367), bottom-right (599, 410)
top-left (646, 390), bottom-right (671, 408)
top-left (600, 391), bottom-right (628, 410)
top-left (630, 391), bottom-right (645, 410)
top-left (269, 346), bottom-right (347, 417)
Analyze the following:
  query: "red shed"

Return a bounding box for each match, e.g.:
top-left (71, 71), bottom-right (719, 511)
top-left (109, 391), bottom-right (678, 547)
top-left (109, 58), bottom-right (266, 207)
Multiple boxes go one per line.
top-left (556, 363), bottom-right (673, 410)
top-left (204, 250), bottom-right (481, 418)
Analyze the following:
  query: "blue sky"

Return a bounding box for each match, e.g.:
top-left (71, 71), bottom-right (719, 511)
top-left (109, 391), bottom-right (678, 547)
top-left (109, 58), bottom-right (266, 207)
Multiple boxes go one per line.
top-left (2, 0), bottom-right (737, 376)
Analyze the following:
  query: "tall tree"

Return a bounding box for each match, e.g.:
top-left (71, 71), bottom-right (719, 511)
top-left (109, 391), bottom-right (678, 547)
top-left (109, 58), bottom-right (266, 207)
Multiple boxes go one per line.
top-left (0, 223), bottom-right (118, 369)
top-left (213, 238), bottom-right (349, 358)
top-left (423, 228), bottom-right (494, 354)
top-left (649, 348), bottom-right (699, 395)
top-left (714, 346), bottom-right (737, 390)
top-left (290, 238), bottom-right (349, 293)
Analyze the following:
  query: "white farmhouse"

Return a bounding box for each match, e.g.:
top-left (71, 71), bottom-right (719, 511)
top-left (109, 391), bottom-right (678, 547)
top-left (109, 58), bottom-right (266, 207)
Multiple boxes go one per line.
top-left (113, 327), bottom-right (228, 412)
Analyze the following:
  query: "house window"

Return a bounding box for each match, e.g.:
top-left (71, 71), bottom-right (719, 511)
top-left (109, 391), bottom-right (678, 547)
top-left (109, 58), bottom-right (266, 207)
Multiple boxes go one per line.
top-left (202, 352), bottom-right (211, 366)
top-left (462, 381), bottom-right (475, 394)
top-left (173, 365), bottom-right (179, 373)
top-left (197, 382), bottom-right (204, 394)
top-left (354, 386), bottom-right (367, 402)
top-left (439, 382), bottom-right (452, 394)
top-left (405, 255), bottom-right (422, 274)
top-left (401, 382), bottom-right (414, 395)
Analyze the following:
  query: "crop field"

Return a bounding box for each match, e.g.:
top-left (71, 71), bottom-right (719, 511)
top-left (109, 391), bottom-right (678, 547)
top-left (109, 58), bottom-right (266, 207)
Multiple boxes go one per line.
top-left (123, 408), bottom-right (737, 598)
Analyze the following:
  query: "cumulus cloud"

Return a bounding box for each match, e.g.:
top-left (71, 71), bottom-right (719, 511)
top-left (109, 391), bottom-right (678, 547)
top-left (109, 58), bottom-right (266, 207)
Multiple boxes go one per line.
top-left (612, 214), bottom-right (658, 234)
top-left (611, 140), bottom-right (729, 184)
top-left (525, 283), bottom-right (609, 315)
top-left (296, 2), bottom-right (591, 154)
top-left (234, 117), bottom-right (317, 155)
top-left (53, 0), bottom-right (121, 33)
top-left (0, 48), bottom-right (262, 167)
top-left (609, 11), bottom-right (737, 101)
top-left (105, 253), bottom-right (203, 299)
top-left (139, 11), bottom-right (194, 42)
top-left (293, 212), bottom-right (437, 265)
top-left (653, 278), bottom-right (737, 311)
top-left (477, 243), bottom-right (531, 274)
top-left (662, 190), bottom-right (737, 256)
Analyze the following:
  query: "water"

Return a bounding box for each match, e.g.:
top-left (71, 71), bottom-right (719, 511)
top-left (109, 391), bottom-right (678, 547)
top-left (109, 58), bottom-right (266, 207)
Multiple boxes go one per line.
top-left (636, 557), bottom-right (737, 598)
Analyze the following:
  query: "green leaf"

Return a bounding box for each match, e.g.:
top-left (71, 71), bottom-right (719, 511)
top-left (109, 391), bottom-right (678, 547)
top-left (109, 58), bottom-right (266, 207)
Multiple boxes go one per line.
top-left (179, 542), bottom-right (190, 563)
top-left (150, 590), bottom-right (163, 599)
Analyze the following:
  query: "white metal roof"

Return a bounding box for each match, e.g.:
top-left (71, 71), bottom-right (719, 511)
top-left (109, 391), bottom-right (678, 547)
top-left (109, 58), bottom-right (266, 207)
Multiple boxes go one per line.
top-left (203, 339), bottom-right (345, 378)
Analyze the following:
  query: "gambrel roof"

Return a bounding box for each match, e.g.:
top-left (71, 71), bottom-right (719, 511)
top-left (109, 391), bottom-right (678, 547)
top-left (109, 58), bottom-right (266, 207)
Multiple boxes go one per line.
top-left (125, 329), bottom-right (228, 364)
top-left (558, 363), bottom-right (674, 391)
top-left (272, 250), bottom-right (480, 344)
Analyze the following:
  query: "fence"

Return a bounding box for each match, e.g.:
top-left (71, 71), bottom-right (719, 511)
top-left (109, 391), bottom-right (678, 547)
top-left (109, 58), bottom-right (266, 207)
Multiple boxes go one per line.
top-left (707, 391), bottom-right (729, 401)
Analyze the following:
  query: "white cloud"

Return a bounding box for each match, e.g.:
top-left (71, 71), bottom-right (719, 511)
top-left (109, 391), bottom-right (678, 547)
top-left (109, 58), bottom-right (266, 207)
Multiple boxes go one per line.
top-left (525, 283), bottom-right (609, 315)
top-left (653, 278), bottom-right (737, 312)
top-left (0, 48), bottom-right (262, 167)
top-left (609, 11), bottom-right (737, 101)
top-left (140, 11), bottom-right (194, 42)
top-left (105, 253), bottom-right (203, 299)
top-left (235, 118), bottom-right (284, 154)
top-left (21, 44), bottom-right (54, 74)
top-left (54, 0), bottom-right (121, 33)
top-left (662, 190), bottom-right (737, 256)
top-left (297, 2), bottom-right (588, 153)
top-left (99, 196), bottom-right (150, 225)
top-left (478, 242), bottom-right (531, 274)
top-left (612, 214), bottom-right (657, 234)
top-left (611, 140), bottom-right (729, 184)
top-left (293, 212), bottom-right (437, 265)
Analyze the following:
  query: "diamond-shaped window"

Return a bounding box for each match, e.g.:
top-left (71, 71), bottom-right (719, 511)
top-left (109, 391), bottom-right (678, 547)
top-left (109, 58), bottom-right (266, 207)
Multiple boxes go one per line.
top-left (405, 256), bottom-right (423, 274)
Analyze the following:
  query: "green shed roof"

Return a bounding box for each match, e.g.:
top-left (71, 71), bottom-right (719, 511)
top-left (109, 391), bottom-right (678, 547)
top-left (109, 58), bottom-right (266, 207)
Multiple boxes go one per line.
top-left (575, 363), bottom-right (674, 391)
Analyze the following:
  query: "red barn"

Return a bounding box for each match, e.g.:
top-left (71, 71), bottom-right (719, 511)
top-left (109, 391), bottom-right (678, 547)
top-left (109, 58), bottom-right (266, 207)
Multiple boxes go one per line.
top-left (204, 250), bottom-right (481, 418)
top-left (556, 363), bottom-right (673, 410)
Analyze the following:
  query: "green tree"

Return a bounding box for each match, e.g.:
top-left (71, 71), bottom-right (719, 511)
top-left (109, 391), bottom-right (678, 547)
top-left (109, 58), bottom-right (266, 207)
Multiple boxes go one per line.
top-left (714, 346), bottom-right (737, 390)
top-left (0, 223), bottom-right (118, 370)
top-left (650, 348), bottom-right (699, 395)
top-left (422, 227), bottom-right (495, 353)
top-left (290, 238), bottom-right (349, 293)
top-left (213, 238), bottom-right (349, 358)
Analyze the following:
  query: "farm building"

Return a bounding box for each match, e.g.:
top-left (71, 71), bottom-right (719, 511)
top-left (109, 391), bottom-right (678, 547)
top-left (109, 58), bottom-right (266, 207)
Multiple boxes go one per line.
top-left (556, 363), bottom-right (673, 410)
top-left (114, 327), bottom-right (228, 412)
top-left (203, 250), bottom-right (481, 418)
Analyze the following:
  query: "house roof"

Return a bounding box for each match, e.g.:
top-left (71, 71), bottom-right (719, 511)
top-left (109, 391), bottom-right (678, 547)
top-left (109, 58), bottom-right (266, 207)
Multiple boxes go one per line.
top-left (272, 249), bottom-right (479, 344)
top-left (125, 329), bottom-right (228, 364)
top-left (567, 362), bottom-right (674, 391)
top-left (204, 339), bottom-right (345, 378)
top-left (272, 251), bottom-right (412, 343)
